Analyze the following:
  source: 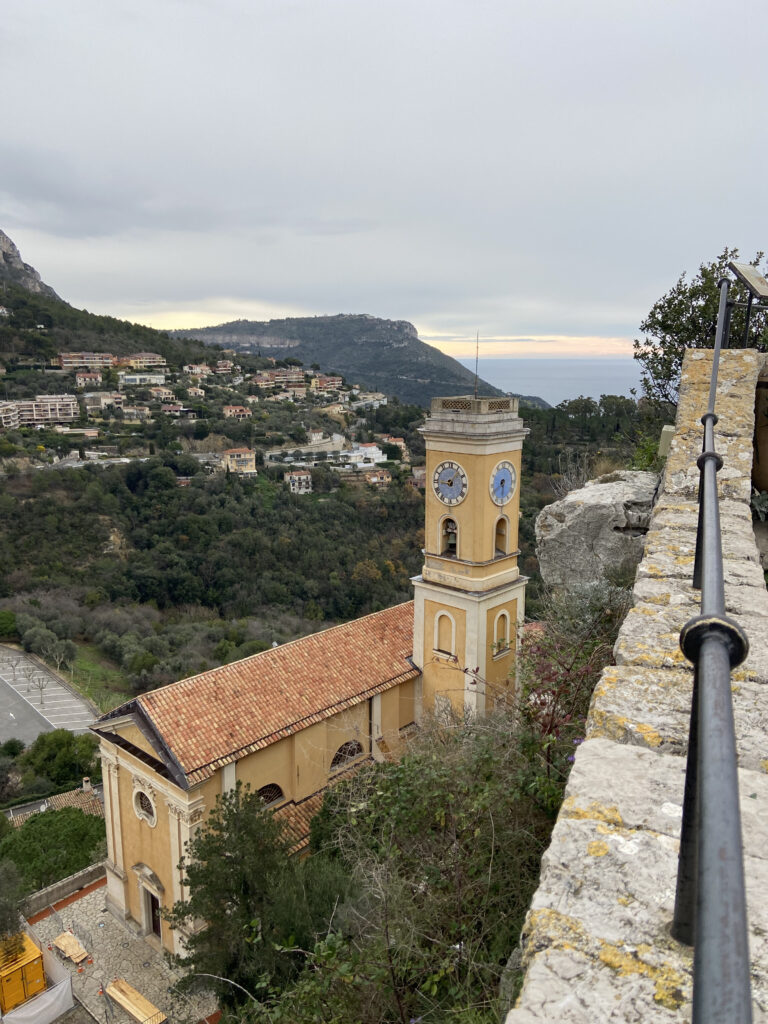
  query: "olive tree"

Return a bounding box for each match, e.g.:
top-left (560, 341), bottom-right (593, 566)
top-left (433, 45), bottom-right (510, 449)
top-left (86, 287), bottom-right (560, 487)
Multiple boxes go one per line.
top-left (634, 247), bottom-right (768, 406)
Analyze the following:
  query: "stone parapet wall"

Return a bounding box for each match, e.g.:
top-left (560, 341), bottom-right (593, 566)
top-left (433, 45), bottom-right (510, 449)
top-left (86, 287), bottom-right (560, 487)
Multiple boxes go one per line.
top-left (506, 349), bottom-right (768, 1022)
top-left (25, 862), bottom-right (107, 916)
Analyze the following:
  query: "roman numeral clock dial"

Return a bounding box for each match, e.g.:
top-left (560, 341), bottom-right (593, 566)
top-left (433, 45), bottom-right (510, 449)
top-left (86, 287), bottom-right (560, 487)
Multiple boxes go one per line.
top-left (433, 460), bottom-right (468, 505)
top-left (490, 460), bottom-right (517, 505)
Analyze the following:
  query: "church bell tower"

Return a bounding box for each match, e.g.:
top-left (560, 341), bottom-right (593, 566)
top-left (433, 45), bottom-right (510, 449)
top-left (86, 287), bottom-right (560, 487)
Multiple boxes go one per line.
top-left (412, 395), bottom-right (528, 716)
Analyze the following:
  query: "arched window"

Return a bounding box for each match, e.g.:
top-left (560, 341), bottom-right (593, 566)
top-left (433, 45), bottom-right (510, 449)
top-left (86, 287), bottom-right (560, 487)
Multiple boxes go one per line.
top-left (331, 740), bottom-right (363, 771)
top-left (434, 611), bottom-right (456, 655)
top-left (494, 516), bottom-right (509, 557)
top-left (258, 783), bottom-right (284, 807)
top-left (440, 517), bottom-right (458, 558)
top-left (493, 611), bottom-right (511, 654)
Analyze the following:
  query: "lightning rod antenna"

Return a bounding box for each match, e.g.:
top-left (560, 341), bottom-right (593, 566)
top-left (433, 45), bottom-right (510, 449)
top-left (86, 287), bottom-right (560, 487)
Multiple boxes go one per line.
top-left (473, 330), bottom-right (479, 399)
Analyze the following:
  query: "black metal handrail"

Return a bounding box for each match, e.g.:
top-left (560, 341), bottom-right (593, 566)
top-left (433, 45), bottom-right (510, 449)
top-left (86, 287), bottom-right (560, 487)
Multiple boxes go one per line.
top-left (671, 277), bottom-right (753, 1022)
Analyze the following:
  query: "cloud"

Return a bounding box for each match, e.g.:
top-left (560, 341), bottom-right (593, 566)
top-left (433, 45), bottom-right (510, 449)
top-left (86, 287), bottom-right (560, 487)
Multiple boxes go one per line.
top-left (1, 0), bottom-right (767, 362)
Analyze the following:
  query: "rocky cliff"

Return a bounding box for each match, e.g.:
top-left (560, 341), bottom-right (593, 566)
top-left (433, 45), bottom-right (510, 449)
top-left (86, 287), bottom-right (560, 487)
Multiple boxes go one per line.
top-left (0, 229), bottom-right (61, 301)
top-left (535, 471), bottom-right (659, 588)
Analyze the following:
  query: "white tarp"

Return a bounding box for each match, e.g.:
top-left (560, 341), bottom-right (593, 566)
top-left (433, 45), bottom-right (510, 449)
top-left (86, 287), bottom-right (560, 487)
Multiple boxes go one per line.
top-left (0, 928), bottom-right (74, 1024)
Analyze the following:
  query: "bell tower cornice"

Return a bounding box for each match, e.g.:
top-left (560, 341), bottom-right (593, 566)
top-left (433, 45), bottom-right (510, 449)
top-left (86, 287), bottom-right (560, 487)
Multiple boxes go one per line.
top-left (419, 396), bottom-right (529, 449)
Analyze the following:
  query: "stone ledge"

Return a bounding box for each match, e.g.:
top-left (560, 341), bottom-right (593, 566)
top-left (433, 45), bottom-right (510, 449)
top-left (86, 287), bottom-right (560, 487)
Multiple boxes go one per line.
top-left (507, 350), bottom-right (768, 1022)
top-left (506, 741), bottom-right (768, 1022)
top-left (589, 666), bottom-right (768, 771)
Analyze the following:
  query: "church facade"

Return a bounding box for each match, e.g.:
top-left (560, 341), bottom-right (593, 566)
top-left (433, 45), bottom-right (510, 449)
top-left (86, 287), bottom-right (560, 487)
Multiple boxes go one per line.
top-left (92, 395), bottom-right (528, 953)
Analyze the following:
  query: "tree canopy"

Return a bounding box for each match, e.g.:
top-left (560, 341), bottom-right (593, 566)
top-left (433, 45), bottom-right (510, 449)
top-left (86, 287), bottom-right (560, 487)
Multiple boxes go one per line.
top-left (0, 807), bottom-right (105, 891)
top-left (165, 784), bottom-right (349, 1006)
top-left (633, 248), bottom-right (768, 405)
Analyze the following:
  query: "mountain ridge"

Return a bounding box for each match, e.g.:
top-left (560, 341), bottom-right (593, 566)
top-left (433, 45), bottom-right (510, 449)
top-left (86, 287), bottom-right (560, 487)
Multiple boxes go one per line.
top-left (0, 228), bottom-right (548, 407)
top-left (173, 314), bottom-right (548, 408)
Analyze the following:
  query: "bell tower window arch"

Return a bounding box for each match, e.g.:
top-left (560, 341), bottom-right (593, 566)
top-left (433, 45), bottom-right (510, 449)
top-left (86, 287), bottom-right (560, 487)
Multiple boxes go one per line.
top-left (494, 515), bottom-right (509, 557)
top-left (434, 610), bottom-right (456, 656)
top-left (493, 610), bottom-right (511, 654)
top-left (439, 516), bottom-right (459, 558)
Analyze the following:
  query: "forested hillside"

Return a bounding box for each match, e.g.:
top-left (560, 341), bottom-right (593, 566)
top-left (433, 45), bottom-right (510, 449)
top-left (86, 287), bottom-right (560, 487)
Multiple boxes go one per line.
top-left (0, 282), bottom-right (257, 370)
top-left (0, 462), bottom-right (424, 699)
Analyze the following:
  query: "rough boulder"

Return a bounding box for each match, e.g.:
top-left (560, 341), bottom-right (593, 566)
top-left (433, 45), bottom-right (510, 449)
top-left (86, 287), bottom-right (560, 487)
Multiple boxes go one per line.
top-left (536, 470), bottom-right (659, 587)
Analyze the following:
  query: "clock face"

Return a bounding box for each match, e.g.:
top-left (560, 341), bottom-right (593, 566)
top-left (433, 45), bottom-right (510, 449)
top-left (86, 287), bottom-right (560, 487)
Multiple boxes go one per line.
top-left (433, 460), bottom-right (468, 505)
top-left (490, 460), bottom-right (517, 505)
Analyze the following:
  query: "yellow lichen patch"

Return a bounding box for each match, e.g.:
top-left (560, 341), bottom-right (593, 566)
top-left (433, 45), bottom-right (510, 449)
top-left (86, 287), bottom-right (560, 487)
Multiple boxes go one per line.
top-left (639, 593), bottom-right (671, 606)
top-left (561, 798), bottom-right (624, 827)
top-left (524, 908), bottom-right (590, 955)
top-left (586, 710), bottom-right (629, 743)
top-left (599, 943), bottom-right (688, 1011)
top-left (634, 723), bottom-right (663, 747)
top-left (732, 667), bottom-right (758, 682)
top-left (761, 760), bottom-right (768, 774)
top-left (587, 840), bottom-right (609, 857)
top-left (617, 895), bottom-right (633, 906)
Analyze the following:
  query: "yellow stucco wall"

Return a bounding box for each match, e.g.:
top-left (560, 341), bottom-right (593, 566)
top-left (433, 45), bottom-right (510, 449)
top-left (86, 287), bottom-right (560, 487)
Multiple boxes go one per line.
top-left (485, 598), bottom-right (518, 691)
top-left (235, 738), bottom-right (294, 801)
top-left (326, 703), bottom-right (369, 770)
top-left (117, 724), bottom-right (157, 758)
top-left (113, 747), bottom-right (177, 947)
top-left (397, 679), bottom-right (417, 728)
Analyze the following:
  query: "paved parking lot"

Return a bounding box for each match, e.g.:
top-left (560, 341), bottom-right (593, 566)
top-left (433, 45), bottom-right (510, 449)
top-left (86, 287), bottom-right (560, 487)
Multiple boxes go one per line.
top-left (0, 645), bottom-right (96, 744)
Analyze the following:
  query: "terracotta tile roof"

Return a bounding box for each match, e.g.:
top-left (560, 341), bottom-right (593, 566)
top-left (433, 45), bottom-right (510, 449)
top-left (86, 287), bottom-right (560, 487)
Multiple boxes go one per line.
top-left (47, 790), bottom-right (105, 817)
top-left (126, 602), bottom-right (415, 785)
top-left (8, 789), bottom-right (104, 829)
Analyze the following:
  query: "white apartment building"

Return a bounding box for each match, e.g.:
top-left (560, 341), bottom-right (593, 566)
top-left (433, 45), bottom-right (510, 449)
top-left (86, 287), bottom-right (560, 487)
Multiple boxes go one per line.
top-left (0, 402), bottom-right (20, 429)
top-left (118, 372), bottom-right (166, 388)
top-left (14, 394), bottom-right (79, 425)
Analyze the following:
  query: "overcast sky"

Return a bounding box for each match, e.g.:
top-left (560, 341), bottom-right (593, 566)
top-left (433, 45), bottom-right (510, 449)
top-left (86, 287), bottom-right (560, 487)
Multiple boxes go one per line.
top-left (3, 0), bottom-right (766, 362)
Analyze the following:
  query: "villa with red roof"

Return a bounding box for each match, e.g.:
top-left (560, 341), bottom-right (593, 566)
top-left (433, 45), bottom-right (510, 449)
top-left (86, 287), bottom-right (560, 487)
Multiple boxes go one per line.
top-left (93, 395), bottom-right (529, 953)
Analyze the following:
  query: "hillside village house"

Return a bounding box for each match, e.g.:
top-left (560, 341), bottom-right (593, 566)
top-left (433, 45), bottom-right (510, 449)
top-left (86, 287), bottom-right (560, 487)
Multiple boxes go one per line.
top-left (222, 448), bottom-right (258, 476)
top-left (364, 469), bottom-right (392, 487)
top-left (84, 392), bottom-right (124, 414)
top-left (75, 371), bottom-right (103, 388)
top-left (284, 469), bottom-right (312, 494)
top-left (222, 405), bottom-right (252, 420)
top-left (94, 395), bottom-right (528, 954)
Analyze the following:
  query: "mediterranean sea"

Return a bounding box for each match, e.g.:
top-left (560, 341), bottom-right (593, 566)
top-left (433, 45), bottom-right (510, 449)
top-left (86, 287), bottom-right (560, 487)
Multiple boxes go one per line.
top-left (458, 357), bottom-right (642, 408)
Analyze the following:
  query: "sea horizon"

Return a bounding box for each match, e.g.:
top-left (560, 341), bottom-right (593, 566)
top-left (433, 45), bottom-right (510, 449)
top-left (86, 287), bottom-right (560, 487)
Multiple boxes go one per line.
top-left (458, 356), bottom-right (642, 407)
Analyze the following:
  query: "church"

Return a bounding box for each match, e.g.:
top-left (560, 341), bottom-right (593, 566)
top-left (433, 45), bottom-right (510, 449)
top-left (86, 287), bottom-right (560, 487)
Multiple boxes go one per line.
top-left (92, 394), bottom-right (528, 953)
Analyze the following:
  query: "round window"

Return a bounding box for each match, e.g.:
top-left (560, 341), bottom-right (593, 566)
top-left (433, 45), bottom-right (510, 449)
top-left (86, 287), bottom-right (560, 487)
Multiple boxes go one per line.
top-left (134, 789), bottom-right (156, 826)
